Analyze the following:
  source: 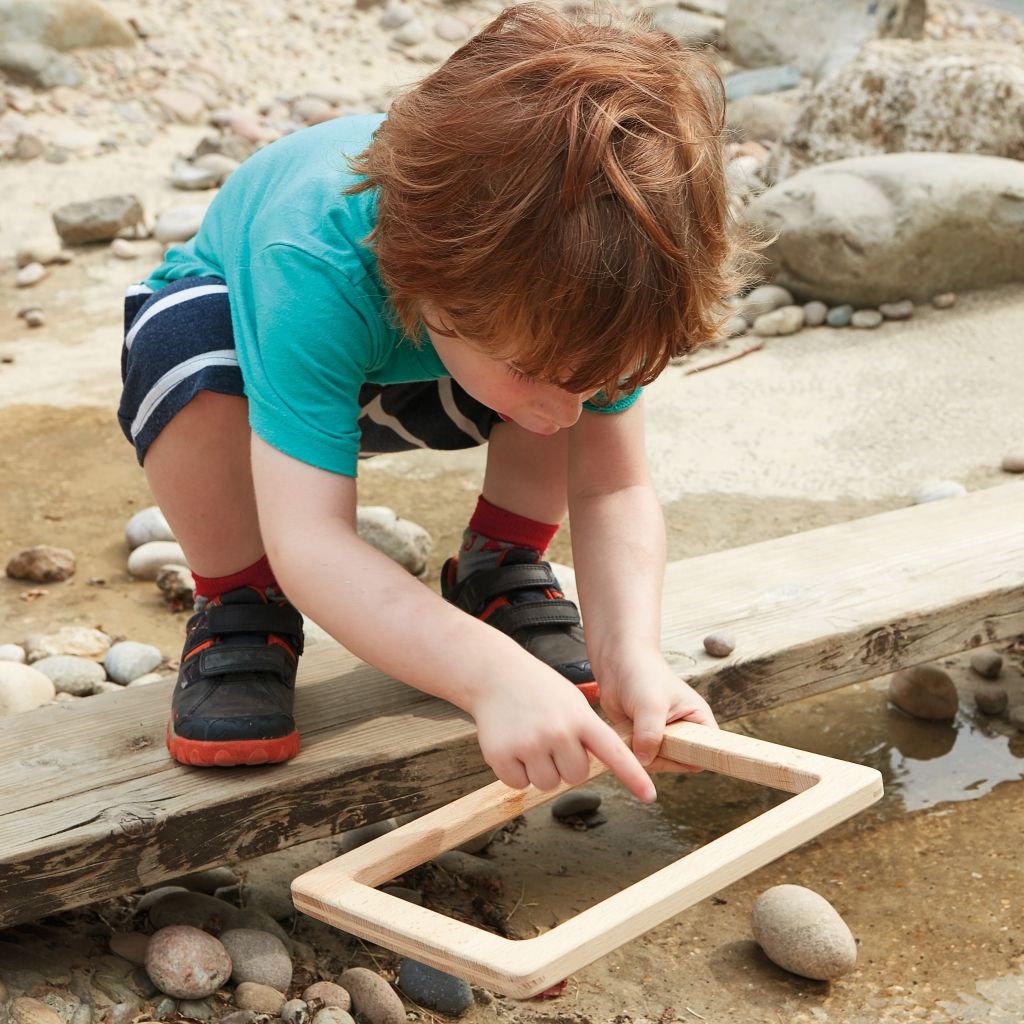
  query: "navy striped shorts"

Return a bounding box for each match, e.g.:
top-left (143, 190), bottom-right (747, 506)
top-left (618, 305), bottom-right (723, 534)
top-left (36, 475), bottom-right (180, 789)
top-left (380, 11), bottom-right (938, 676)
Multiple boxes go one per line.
top-left (118, 275), bottom-right (501, 466)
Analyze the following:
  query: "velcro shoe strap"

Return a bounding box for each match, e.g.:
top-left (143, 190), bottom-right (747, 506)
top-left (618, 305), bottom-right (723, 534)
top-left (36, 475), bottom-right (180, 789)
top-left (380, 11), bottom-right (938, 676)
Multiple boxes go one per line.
top-left (485, 599), bottom-right (581, 636)
top-left (205, 603), bottom-right (304, 641)
top-left (198, 645), bottom-right (295, 681)
top-left (457, 562), bottom-right (560, 614)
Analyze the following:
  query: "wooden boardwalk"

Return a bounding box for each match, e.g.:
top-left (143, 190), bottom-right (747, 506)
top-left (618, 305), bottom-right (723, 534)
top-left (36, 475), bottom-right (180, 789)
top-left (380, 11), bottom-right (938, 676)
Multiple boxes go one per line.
top-left (1, 483), bottom-right (1021, 928)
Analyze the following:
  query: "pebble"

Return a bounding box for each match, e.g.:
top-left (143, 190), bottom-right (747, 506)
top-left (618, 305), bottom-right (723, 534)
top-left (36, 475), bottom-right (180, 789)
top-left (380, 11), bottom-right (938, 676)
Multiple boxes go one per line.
top-left (10, 999), bottom-right (63, 1024)
top-left (752, 304), bottom-right (803, 337)
top-left (0, 643), bottom-right (26, 663)
top-left (974, 685), bottom-right (1008, 716)
top-left (397, 960), bottom-right (472, 1016)
top-left (0, 662), bottom-right (56, 716)
top-left (128, 540), bottom-right (188, 579)
top-left (156, 564), bottom-right (195, 604)
top-left (339, 969), bottom-right (405, 1024)
top-left (15, 262), bottom-right (48, 287)
top-left (103, 641), bottom-right (162, 685)
top-left (311, 1011), bottom-right (354, 1024)
top-left (723, 313), bottom-right (748, 337)
top-left (434, 15), bottom-right (468, 40)
top-left (888, 665), bottom-right (959, 721)
top-left (32, 654), bottom-right (106, 696)
top-left (356, 507), bottom-right (432, 576)
top-left (125, 506), bottom-right (175, 548)
top-left (110, 932), bottom-right (150, 965)
top-left (751, 884), bottom-right (857, 980)
top-left (391, 19), bottom-right (428, 45)
top-left (281, 1000), bottom-right (308, 1024)
top-left (153, 998), bottom-right (177, 1019)
top-left (879, 299), bottom-right (914, 320)
top-left (110, 238), bottom-right (141, 260)
top-left (51, 195), bottom-right (144, 245)
top-left (229, 907), bottom-right (292, 945)
top-left (302, 982), bottom-right (351, 1010)
top-left (802, 300), bottom-right (828, 327)
top-left (176, 1000), bottom-right (213, 1020)
top-left (192, 153), bottom-right (240, 184)
top-left (1000, 451), bottom-right (1024, 473)
top-left (148, 891), bottom-right (240, 931)
top-left (851, 309), bottom-right (883, 329)
top-left (170, 159), bottom-right (220, 191)
top-left (825, 304), bottom-right (853, 327)
top-left (153, 205), bottom-right (206, 244)
top-left (551, 789), bottom-right (602, 819)
top-left (6, 544), bottom-right (75, 582)
top-left (378, 1), bottom-right (413, 28)
top-left (969, 651), bottom-right (1003, 680)
top-left (931, 292), bottom-right (957, 308)
top-left (144, 926), bottom-right (232, 999)
top-left (24, 625), bottom-right (111, 662)
top-left (218, 929), bottom-right (292, 992)
top-left (736, 284), bottom-right (793, 321)
top-left (233, 983), bottom-right (286, 1015)
top-left (291, 97), bottom-right (333, 123)
top-left (913, 479), bottom-right (967, 504)
top-left (24, 309), bottom-right (45, 327)
top-left (703, 631), bottom-right (736, 657)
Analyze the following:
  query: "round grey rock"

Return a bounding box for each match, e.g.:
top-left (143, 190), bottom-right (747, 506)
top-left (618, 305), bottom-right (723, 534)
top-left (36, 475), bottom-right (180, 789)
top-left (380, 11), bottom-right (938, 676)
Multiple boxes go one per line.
top-left (302, 982), bottom-right (350, 1010)
top-left (552, 789), bottom-right (602, 819)
top-left (311, 1011), bottom-right (354, 1024)
top-left (0, 643), bottom-right (26, 663)
top-left (233, 983), bottom-right (285, 1015)
top-left (723, 313), bottom-right (748, 337)
top-left (932, 292), bottom-right (957, 309)
top-left (851, 309), bottom-right (883, 328)
top-left (703, 631), bottom-right (736, 657)
top-left (31, 654), bottom-right (105, 695)
top-left (879, 299), bottom-right (914, 320)
top-left (356, 507), bottom-right (432, 576)
top-left (753, 304), bottom-right (804, 337)
top-left (0, 662), bottom-right (56, 717)
top-left (218, 929), bottom-right (292, 992)
top-left (397, 959), bottom-right (472, 1016)
top-left (144, 926), bottom-right (231, 999)
top-left (969, 651), bottom-right (1002, 680)
top-left (825, 304), bottom-right (853, 327)
top-left (339, 968), bottom-right (405, 1024)
top-left (974, 685), bottom-right (1008, 716)
top-left (128, 540), bottom-right (188, 580)
top-left (751, 884), bottom-right (857, 981)
top-left (176, 1001), bottom-right (213, 1020)
top-left (104, 641), bottom-right (162, 685)
top-left (280, 1000), bottom-right (307, 1024)
top-left (125, 506), bottom-right (175, 549)
top-left (1000, 451), bottom-right (1024, 474)
top-left (147, 891), bottom-right (240, 932)
top-left (889, 665), bottom-right (959, 721)
top-left (802, 300), bottom-right (828, 327)
top-left (737, 284), bottom-right (793, 321)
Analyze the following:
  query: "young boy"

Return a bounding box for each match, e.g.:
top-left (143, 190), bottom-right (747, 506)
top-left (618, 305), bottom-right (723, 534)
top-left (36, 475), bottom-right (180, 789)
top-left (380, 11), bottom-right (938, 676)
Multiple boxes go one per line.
top-left (118, 3), bottom-right (735, 802)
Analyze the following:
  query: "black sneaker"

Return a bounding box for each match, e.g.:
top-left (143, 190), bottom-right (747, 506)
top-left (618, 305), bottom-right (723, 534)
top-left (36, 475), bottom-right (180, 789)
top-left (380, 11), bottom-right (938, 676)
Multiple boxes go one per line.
top-left (441, 550), bottom-right (598, 701)
top-left (166, 586), bottom-right (304, 766)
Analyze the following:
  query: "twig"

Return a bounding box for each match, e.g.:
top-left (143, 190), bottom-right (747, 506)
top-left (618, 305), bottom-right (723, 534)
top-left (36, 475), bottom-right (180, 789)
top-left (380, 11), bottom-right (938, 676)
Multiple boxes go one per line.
top-left (684, 1008), bottom-right (707, 1021)
top-left (504, 881), bottom-right (527, 921)
top-left (684, 342), bottom-right (764, 375)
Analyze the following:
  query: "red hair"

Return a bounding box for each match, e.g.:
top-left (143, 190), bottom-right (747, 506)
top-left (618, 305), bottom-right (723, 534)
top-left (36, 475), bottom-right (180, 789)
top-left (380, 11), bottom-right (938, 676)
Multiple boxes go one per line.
top-left (349, 2), bottom-right (743, 398)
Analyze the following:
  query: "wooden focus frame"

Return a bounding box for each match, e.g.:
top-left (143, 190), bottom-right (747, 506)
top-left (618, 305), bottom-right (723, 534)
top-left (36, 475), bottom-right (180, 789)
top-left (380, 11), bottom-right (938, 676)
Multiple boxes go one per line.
top-left (292, 722), bottom-right (883, 997)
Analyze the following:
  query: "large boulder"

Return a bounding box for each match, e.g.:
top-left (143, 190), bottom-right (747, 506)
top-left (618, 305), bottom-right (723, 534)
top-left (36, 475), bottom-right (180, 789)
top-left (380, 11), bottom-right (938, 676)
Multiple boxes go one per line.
top-left (723, 0), bottom-right (924, 77)
top-left (0, 0), bottom-right (135, 50)
top-left (770, 40), bottom-right (1024, 181)
top-left (744, 153), bottom-right (1024, 306)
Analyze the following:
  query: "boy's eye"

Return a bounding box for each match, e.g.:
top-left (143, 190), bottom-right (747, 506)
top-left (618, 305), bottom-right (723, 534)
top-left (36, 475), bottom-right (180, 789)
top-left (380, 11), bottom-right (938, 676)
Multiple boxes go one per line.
top-left (506, 364), bottom-right (539, 385)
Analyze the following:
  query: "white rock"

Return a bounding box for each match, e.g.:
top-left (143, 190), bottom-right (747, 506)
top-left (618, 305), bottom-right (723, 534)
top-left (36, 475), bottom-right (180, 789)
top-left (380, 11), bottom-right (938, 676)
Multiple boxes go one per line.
top-left (15, 262), bottom-right (47, 287)
top-left (753, 304), bottom-right (804, 336)
top-left (0, 662), bottom-right (56, 717)
top-left (153, 205), bottom-right (207, 244)
top-left (378, 1), bottom-right (413, 29)
top-left (736, 284), bottom-right (793, 321)
top-left (356, 506), bottom-right (432, 576)
top-left (104, 641), bottom-right (163, 685)
top-left (128, 540), bottom-right (187, 580)
top-left (170, 159), bottom-right (220, 191)
top-left (31, 654), bottom-right (106, 696)
top-left (752, 884), bottom-right (857, 980)
top-left (0, 643), bottom-right (26, 663)
top-left (913, 479), bottom-right (967, 504)
top-left (24, 625), bottom-right (111, 663)
top-left (392, 19), bottom-right (428, 46)
top-left (125, 506), bottom-right (175, 549)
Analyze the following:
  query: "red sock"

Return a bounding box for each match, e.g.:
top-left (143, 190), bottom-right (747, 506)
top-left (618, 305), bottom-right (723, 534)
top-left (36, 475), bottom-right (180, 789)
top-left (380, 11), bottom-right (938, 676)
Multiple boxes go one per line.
top-left (192, 554), bottom-right (281, 602)
top-left (457, 496), bottom-right (560, 580)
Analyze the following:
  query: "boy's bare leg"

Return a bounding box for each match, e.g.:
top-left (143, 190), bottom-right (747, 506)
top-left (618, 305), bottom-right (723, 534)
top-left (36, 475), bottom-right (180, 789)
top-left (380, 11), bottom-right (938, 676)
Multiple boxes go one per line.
top-left (142, 391), bottom-right (266, 576)
top-left (481, 420), bottom-right (569, 523)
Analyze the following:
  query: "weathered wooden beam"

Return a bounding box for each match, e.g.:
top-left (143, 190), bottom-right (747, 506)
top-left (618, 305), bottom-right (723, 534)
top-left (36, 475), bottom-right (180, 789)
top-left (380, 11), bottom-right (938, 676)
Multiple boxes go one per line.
top-left (1, 483), bottom-right (1020, 927)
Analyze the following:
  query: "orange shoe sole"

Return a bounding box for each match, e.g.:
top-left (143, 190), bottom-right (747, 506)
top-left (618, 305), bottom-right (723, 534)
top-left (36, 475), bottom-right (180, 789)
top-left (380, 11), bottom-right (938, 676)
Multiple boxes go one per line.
top-left (166, 722), bottom-right (301, 767)
top-left (577, 681), bottom-right (600, 704)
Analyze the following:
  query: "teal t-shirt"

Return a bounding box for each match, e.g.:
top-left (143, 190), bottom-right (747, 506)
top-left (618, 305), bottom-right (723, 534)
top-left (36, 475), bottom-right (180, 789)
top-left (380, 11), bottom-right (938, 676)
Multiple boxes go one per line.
top-left (145, 113), bottom-right (638, 476)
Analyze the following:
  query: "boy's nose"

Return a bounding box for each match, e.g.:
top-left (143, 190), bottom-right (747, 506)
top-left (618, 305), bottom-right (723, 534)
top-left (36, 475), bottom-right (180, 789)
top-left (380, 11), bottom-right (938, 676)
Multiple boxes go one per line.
top-left (546, 391), bottom-right (584, 429)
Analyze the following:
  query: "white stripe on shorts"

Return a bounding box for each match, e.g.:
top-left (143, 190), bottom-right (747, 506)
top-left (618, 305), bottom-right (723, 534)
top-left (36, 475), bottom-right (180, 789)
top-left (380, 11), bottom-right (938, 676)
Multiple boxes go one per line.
top-left (437, 378), bottom-right (488, 445)
top-left (359, 391), bottom-right (430, 450)
top-left (124, 282), bottom-right (228, 351)
top-left (125, 283), bottom-right (154, 298)
top-left (131, 350), bottom-right (239, 441)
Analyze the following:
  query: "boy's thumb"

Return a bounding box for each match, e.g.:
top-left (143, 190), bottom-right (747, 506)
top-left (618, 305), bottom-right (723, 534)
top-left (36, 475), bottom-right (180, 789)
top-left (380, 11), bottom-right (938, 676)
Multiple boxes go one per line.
top-left (632, 715), bottom-right (665, 767)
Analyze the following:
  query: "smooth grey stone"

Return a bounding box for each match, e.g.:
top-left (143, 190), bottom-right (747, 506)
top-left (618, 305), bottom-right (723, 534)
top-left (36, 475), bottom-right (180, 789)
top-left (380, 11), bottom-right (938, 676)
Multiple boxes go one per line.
top-left (753, 304), bottom-right (804, 337)
top-left (391, 19), bottom-right (427, 46)
top-left (125, 507), bottom-right (174, 549)
top-left (153, 1000), bottom-right (177, 1021)
top-left (552, 789), bottom-right (602, 819)
top-left (0, 644), bottom-right (26, 663)
top-left (723, 313), bottom-right (748, 337)
top-left (31, 655), bottom-right (105, 696)
top-left (219, 1012), bottom-right (254, 1024)
top-left (170, 160), bottom-right (219, 191)
top-left (975, 685), bottom-right (1008, 716)
top-left (851, 309), bottom-right (883, 329)
top-left (1001, 451), bottom-right (1024, 473)
top-left (752, 884), bottom-right (857, 980)
top-left (280, 1000), bottom-right (308, 1024)
top-left (723, 65), bottom-right (801, 101)
top-left (825, 304), bottom-right (853, 327)
top-left (932, 291), bottom-right (957, 308)
top-left (103, 641), bottom-right (162, 685)
top-left (969, 651), bottom-right (1003, 680)
top-left (176, 1002), bottom-right (213, 1021)
top-left (0, 662), bottom-right (56, 717)
top-left (397, 959), bottom-right (473, 1016)
top-left (356, 506), bottom-right (432, 576)
top-left (457, 827), bottom-right (500, 854)
top-left (0, 41), bottom-right (81, 88)
top-left (914, 480), bottom-right (967, 504)
top-left (432, 850), bottom-right (499, 878)
top-left (802, 300), bottom-right (828, 326)
top-left (145, 927), bottom-right (231, 1000)
top-left (127, 540), bottom-right (187, 580)
top-left (218, 929), bottom-right (292, 992)
top-left (879, 299), bottom-right (914, 320)
top-left (889, 665), bottom-right (959, 721)
top-left (736, 284), bottom-right (793, 321)
top-left (51, 195), bottom-right (143, 245)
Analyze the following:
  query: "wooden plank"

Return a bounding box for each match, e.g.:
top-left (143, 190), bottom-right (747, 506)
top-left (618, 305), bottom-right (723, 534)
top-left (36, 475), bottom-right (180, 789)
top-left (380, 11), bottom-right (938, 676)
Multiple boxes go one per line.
top-left (1, 483), bottom-right (1020, 927)
top-left (293, 722), bottom-right (884, 997)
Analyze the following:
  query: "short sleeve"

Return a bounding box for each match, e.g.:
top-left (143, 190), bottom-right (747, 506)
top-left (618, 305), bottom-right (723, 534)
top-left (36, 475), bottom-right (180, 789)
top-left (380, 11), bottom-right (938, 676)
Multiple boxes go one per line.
top-left (582, 387), bottom-right (643, 415)
top-left (233, 243), bottom-right (382, 476)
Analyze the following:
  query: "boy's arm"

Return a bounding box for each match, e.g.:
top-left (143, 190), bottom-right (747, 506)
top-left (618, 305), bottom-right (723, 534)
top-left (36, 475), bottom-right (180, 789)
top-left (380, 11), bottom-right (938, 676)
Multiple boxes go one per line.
top-left (249, 435), bottom-right (656, 800)
top-left (567, 397), bottom-right (716, 769)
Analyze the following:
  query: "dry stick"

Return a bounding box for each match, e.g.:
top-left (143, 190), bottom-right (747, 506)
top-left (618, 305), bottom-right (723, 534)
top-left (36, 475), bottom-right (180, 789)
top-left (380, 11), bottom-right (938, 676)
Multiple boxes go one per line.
top-left (684, 342), bottom-right (764, 375)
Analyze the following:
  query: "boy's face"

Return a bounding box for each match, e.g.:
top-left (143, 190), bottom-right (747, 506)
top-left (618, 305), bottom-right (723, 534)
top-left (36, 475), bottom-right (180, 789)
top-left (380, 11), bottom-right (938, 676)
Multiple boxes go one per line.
top-left (426, 323), bottom-right (593, 436)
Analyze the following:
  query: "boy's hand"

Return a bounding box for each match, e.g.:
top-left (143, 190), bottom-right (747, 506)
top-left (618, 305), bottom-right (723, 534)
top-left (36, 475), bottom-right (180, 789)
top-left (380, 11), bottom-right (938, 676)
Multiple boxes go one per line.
top-left (468, 667), bottom-right (657, 803)
top-left (597, 650), bottom-right (717, 773)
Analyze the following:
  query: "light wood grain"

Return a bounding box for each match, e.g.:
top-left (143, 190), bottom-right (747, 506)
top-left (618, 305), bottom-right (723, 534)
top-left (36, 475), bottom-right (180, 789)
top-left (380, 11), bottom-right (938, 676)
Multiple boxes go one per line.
top-left (292, 722), bottom-right (884, 997)
top-left (1, 483), bottom-right (1020, 925)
